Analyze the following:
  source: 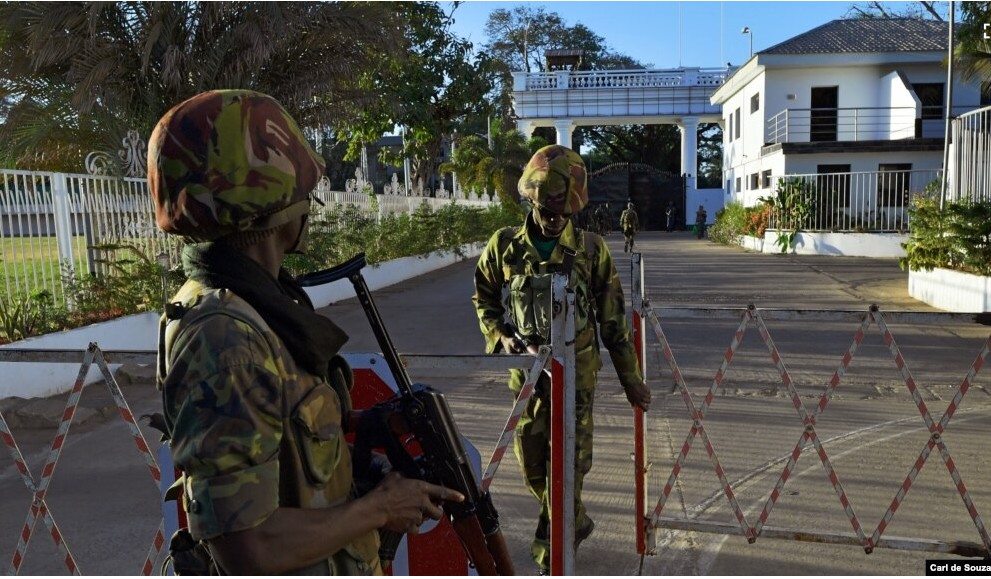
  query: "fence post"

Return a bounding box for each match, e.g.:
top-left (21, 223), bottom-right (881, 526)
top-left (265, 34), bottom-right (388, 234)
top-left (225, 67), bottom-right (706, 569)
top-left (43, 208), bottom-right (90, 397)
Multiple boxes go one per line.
top-left (549, 272), bottom-right (576, 575)
top-left (631, 253), bottom-right (651, 557)
top-left (50, 173), bottom-right (76, 306)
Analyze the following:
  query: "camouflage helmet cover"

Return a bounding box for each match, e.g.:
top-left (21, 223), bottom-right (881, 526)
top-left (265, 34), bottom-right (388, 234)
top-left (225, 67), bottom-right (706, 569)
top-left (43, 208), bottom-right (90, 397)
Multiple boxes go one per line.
top-left (518, 145), bottom-right (588, 214)
top-left (148, 90), bottom-right (324, 241)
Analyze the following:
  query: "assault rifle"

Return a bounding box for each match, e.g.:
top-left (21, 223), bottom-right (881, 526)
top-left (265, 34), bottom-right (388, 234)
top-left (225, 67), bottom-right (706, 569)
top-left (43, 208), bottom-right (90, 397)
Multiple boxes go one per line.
top-left (298, 254), bottom-right (515, 575)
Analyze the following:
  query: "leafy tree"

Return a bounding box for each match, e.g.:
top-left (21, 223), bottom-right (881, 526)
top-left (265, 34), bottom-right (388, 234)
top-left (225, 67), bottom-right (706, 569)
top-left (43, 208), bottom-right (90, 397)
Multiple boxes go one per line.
top-left (440, 117), bottom-right (533, 206)
top-left (0, 2), bottom-right (403, 171)
top-left (955, 2), bottom-right (991, 90)
top-left (334, 2), bottom-right (497, 193)
top-left (582, 124), bottom-right (681, 173)
top-left (697, 123), bottom-right (724, 188)
top-left (481, 5), bottom-right (647, 119)
top-left (845, 1), bottom-right (947, 20)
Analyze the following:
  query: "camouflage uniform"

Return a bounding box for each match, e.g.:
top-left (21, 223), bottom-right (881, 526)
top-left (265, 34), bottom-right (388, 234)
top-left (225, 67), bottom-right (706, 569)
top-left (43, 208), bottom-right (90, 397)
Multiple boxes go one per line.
top-left (150, 90), bottom-right (379, 574)
top-left (620, 203), bottom-right (640, 253)
top-left (472, 146), bottom-right (643, 570)
top-left (160, 280), bottom-right (380, 574)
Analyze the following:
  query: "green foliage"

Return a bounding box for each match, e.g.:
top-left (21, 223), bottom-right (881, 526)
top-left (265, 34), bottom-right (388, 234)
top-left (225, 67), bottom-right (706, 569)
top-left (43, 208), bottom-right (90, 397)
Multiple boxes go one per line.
top-left (708, 201), bottom-right (770, 245)
top-left (440, 117), bottom-right (533, 205)
top-left (0, 247), bottom-right (184, 344)
top-left (337, 2), bottom-right (496, 187)
top-left (760, 178), bottom-right (816, 253)
top-left (955, 2), bottom-right (991, 85)
top-left (901, 196), bottom-right (991, 277)
top-left (0, 291), bottom-right (65, 344)
top-left (281, 202), bottom-right (520, 278)
top-left (0, 2), bottom-right (403, 172)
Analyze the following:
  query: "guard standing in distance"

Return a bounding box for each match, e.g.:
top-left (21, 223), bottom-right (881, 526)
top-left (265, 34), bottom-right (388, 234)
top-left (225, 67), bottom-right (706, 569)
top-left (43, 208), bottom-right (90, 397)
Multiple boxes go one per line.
top-left (150, 90), bottom-right (461, 575)
top-left (472, 144), bottom-right (651, 574)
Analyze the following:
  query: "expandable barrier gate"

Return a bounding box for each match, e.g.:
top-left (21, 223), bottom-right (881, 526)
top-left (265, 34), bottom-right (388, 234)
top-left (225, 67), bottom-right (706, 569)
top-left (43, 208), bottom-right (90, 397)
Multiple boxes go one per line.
top-left (0, 272), bottom-right (583, 575)
top-left (627, 253), bottom-right (991, 562)
top-left (0, 345), bottom-right (164, 575)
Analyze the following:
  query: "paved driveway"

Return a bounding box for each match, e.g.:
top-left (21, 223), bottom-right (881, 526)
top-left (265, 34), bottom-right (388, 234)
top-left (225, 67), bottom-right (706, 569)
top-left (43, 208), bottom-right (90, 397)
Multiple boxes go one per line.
top-left (1, 231), bottom-right (988, 575)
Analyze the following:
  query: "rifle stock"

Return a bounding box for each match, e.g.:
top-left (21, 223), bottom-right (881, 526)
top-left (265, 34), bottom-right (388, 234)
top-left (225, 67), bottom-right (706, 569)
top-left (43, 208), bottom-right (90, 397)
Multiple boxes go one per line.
top-left (302, 254), bottom-right (515, 575)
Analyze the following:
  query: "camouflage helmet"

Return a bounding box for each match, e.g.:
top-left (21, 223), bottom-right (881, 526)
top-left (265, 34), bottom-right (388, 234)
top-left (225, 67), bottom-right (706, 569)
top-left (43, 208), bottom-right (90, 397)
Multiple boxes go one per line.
top-left (147, 90), bottom-right (324, 242)
top-left (518, 145), bottom-right (588, 214)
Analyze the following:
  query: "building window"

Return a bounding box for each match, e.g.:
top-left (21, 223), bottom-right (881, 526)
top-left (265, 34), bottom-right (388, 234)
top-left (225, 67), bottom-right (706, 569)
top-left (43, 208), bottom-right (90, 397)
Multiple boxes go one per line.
top-left (749, 173), bottom-right (759, 190)
top-left (735, 107), bottom-right (742, 140)
top-left (877, 163), bottom-right (912, 208)
top-left (728, 111), bottom-right (735, 141)
top-left (750, 93), bottom-right (760, 114)
top-left (762, 170), bottom-right (772, 189)
top-left (735, 176), bottom-right (741, 193)
top-left (914, 83), bottom-right (944, 119)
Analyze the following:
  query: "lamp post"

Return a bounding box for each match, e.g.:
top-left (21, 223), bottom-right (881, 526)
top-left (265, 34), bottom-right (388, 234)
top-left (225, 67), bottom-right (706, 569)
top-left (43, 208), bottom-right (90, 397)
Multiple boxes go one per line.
top-left (741, 26), bottom-right (753, 59)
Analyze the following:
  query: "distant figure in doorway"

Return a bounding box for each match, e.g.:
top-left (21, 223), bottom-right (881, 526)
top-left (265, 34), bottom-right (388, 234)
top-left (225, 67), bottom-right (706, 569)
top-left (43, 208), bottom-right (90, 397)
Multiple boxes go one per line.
top-left (665, 201), bottom-right (676, 232)
top-left (620, 202), bottom-right (640, 253)
top-left (695, 204), bottom-right (708, 239)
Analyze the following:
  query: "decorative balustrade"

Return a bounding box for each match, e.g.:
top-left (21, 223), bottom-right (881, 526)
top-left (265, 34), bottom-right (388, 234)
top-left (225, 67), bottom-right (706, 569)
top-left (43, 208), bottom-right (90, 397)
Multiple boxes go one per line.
top-left (518, 67), bottom-right (729, 91)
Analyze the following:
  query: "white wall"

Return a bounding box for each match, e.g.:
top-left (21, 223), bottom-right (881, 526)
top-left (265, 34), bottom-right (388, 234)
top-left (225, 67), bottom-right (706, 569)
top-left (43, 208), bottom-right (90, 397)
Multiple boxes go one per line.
top-left (879, 71), bottom-right (920, 139)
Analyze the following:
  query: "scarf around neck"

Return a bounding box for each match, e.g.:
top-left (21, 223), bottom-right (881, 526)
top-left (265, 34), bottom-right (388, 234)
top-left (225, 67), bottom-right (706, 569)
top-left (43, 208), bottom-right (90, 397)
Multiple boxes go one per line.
top-left (181, 242), bottom-right (349, 382)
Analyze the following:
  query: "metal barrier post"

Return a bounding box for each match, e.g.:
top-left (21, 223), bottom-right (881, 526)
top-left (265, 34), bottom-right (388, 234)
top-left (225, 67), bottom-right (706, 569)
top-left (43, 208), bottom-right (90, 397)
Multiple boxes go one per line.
top-left (630, 253), bottom-right (651, 557)
top-left (549, 272), bottom-right (576, 576)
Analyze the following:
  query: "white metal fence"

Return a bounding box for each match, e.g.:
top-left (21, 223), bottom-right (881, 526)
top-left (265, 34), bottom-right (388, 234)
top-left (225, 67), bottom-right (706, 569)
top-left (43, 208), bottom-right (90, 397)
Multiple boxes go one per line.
top-left (766, 169), bottom-right (942, 232)
top-left (1, 169), bottom-right (494, 306)
top-left (950, 105), bottom-right (991, 203)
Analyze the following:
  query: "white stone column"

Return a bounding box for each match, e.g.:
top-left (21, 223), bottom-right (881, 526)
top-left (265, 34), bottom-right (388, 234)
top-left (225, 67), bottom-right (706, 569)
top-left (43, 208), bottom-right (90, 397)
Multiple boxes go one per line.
top-left (554, 119), bottom-right (575, 149)
top-left (678, 116), bottom-right (699, 190)
top-left (516, 120), bottom-right (537, 140)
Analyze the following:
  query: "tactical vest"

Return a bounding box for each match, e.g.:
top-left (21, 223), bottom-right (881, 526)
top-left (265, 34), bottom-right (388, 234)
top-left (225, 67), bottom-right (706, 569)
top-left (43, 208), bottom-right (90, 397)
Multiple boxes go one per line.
top-left (498, 227), bottom-right (599, 346)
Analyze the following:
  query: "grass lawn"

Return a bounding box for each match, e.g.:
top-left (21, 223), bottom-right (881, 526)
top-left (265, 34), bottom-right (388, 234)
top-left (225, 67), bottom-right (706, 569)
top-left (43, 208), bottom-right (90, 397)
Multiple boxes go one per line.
top-left (1, 235), bottom-right (90, 302)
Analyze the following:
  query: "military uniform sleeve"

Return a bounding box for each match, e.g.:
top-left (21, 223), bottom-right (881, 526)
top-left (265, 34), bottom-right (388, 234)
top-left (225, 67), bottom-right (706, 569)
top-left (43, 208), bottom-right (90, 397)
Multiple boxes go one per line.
top-left (473, 229), bottom-right (508, 353)
top-left (589, 237), bottom-right (644, 391)
top-left (163, 313), bottom-right (284, 541)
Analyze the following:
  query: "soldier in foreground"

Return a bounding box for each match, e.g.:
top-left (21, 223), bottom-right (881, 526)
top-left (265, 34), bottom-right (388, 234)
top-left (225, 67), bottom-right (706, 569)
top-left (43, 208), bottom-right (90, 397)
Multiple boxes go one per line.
top-left (472, 145), bottom-right (651, 574)
top-left (150, 90), bottom-right (461, 575)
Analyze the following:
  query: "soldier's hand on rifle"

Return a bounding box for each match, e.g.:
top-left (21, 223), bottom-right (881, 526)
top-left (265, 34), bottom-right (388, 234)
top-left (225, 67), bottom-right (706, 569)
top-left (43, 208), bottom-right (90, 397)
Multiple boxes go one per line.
top-left (371, 472), bottom-right (464, 535)
top-left (499, 330), bottom-right (523, 354)
top-left (624, 381), bottom-right (651, 412)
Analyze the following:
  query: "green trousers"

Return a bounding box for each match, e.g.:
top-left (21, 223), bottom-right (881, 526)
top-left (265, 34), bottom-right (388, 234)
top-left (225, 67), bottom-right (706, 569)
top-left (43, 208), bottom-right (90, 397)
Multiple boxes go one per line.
top-left (508, 346), bottom-right (600, 569)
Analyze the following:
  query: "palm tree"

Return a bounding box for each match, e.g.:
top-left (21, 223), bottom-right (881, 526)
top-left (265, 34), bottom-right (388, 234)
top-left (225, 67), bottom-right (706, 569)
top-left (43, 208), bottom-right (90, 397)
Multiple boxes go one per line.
top-left (0, 2), bottom-right (404, 171)
top-left (955, 2), bottom-right (991, 93)
top-left (441, 118), bottom-right (534, 205)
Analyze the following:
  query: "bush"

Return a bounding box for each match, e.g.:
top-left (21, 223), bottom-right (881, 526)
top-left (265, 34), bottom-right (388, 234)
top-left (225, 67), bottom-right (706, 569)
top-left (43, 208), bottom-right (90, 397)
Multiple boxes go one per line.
top-left (708, 201), bottom-right (770, 244)
top-left (1, 202), bottom-right (519, 344)
top-left (282, 201), bottom-right (519, 278)
top-left (901, 195), bottom-right (991, 277)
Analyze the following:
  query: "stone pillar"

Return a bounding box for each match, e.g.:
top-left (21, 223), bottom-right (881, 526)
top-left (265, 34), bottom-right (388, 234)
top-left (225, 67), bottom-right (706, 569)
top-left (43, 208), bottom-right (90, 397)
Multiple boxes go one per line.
top-left (516, 120), bottom-right (537, 140)
top-left (554, 119), bottom-right (575, 149)
top-left (678, 116), bottom-right (699, 190)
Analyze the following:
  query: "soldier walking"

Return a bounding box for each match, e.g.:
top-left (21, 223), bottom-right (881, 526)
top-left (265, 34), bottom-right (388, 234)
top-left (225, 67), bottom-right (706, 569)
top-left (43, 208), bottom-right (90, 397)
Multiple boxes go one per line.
top-left (472, 145), bottom-right (651, 574)
top-left (620, 201), bottom-right (640, 252)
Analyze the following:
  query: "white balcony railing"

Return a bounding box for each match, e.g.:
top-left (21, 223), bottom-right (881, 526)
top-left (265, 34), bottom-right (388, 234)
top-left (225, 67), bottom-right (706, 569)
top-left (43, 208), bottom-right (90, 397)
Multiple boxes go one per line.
top-left (515, 67), bottom-right (729, 91)
top-left (766, 107), bottom-right (920, 144)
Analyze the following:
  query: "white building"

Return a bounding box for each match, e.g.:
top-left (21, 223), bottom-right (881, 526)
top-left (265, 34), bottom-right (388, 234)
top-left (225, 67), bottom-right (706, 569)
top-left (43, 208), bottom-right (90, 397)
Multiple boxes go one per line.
top-left (711, 18), bottom-right (985, 231)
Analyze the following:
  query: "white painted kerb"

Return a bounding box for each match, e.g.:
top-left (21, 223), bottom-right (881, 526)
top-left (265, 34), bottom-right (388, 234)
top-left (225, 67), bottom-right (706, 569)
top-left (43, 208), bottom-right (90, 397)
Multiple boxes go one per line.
top-left (909, 267), bottom-right (991, 313)
top-left (0, 244), bottom-right (484, 399)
